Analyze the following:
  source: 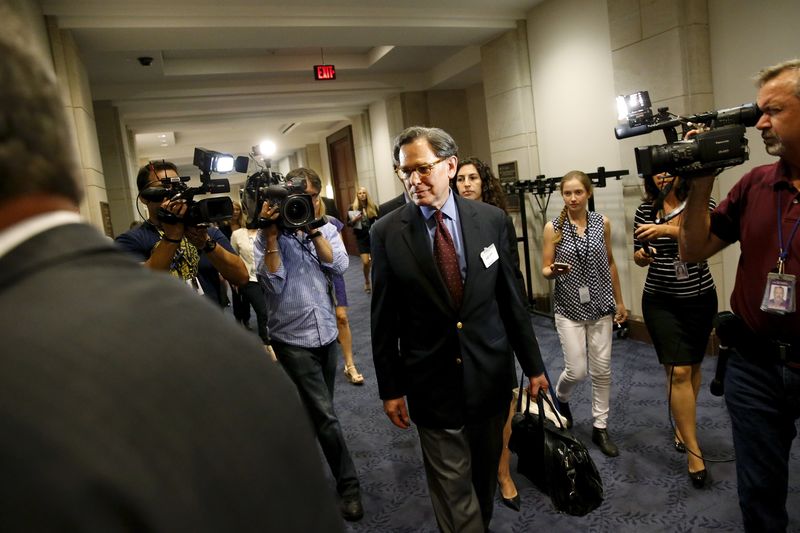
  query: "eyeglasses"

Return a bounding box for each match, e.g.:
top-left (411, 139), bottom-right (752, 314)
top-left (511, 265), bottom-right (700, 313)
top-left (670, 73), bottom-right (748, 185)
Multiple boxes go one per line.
top-left (395, 156), bottom-right (448, 181)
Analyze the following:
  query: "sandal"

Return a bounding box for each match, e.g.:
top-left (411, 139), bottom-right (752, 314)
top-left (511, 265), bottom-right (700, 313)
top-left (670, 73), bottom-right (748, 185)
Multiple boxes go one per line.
top-left (364, 283), bottom-right (372, 294)
top-left (344, 364), bottom-right (365, 385)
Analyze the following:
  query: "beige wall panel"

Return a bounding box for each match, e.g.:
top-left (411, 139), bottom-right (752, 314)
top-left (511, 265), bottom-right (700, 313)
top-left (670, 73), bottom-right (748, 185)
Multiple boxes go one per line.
top-left (640, 0), bottom-right (680, 38)
top-left (613, 28), bottom-right (684, 99)
top-left (73, 108), bottom-right (104, 173)
top-left (607, 0), bottom-right (643, 50)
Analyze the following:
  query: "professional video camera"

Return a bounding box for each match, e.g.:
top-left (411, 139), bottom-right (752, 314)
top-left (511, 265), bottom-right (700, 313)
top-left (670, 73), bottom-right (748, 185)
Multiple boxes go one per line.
top-left (240, 145), bottom-right (317, 230)
top-left (140, 148), bottom-right (244, 226)
top-left (614, 90), bottom-right (761, 177)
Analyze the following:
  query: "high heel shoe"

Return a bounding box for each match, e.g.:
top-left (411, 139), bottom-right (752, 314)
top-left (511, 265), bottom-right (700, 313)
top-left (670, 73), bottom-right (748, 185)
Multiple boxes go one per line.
top-left (344, 364), bottom-right (364, 385)
top-left (500, 492), bottom-right (520, 512)
top-left (674, 440), bottom-right (686, 453)
top-left (688, 468), bottom-right (708, 489)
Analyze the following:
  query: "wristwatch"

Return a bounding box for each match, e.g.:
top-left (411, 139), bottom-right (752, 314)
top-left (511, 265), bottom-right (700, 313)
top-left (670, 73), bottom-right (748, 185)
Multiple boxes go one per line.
top-left (202, 238), bottom-right (217, 253)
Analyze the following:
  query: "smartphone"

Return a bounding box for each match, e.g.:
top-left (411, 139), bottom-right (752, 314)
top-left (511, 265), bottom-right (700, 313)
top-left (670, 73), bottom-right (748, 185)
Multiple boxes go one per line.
top-left (552, 262), bottom-right (570, 271)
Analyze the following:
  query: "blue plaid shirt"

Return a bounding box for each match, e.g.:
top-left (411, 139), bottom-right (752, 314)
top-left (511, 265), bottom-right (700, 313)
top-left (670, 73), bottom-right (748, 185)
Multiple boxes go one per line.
top-left (254, 222), bottom-right (348, 348)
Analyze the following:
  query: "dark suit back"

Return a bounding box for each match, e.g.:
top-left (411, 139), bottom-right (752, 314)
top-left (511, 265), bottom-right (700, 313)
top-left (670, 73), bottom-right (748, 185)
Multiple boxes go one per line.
top-left (0, 223), bottom-right (342, 532)
top-left (370, 195), bottom-right (543, 429)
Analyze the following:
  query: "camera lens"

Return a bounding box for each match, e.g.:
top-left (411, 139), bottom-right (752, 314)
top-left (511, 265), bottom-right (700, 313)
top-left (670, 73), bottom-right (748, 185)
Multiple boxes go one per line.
top-left (283, 196), bottom-right (312, 226)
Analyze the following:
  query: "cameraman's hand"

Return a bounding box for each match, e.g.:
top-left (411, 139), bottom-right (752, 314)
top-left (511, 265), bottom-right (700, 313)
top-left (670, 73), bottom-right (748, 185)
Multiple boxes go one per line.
top-left (184, 226), bottom-right (209, 249)
top-left (159, 198), bottom-right (187, 240)
top-left (258, 202), bottom-right (281, 240)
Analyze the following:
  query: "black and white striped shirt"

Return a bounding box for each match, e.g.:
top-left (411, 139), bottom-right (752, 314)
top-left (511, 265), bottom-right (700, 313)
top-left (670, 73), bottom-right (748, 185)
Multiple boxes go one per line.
top-left (633, 200), bottom-right (716, 297)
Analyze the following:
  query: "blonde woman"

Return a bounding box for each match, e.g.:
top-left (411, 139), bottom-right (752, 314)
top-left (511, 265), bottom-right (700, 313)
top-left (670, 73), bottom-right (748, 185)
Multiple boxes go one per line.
top-left (348, 187), bottom-right (378, 293)
top-left (542, 170), bottom-right (627, 457)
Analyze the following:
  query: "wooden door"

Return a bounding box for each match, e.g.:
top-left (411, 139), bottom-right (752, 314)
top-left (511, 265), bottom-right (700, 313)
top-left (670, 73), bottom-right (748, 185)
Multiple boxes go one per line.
top-left (327, 126), bottom-right (358, 255)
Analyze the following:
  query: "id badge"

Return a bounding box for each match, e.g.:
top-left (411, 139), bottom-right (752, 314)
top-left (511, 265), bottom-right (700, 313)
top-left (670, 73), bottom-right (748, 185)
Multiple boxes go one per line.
top-left (674, 260), bottom-right (689, 281)
top-left (578, 286), bottom-right (591, 304)
top-left (760, 272), bottom-right (796, 315)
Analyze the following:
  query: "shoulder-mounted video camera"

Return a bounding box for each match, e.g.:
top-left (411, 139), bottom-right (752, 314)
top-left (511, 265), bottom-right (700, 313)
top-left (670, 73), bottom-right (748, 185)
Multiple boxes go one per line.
top-left (240, 146), bottom-right (318, 230)
top-left (614, 90), bottom-right (762, 177)
top-left (140, 148), bottom-right (246, 226)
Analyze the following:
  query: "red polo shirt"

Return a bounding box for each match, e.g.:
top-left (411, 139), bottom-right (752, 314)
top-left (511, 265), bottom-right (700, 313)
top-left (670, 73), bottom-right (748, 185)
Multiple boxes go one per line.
top-left (711, 160), bottom-right (800, 340)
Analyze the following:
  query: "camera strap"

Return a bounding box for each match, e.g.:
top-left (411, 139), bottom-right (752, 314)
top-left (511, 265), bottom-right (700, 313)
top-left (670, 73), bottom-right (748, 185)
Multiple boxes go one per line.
top-left (289, 230), bottom-right (337, 308)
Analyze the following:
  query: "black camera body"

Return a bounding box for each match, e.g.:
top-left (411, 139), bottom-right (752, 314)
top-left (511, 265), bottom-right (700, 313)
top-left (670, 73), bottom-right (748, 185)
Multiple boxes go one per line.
top-left (615, 90), bottom-right (761, 178)
top-left (634, 125), bottom-right (749, 177)
top-left (142, 175), bottom-right (233, 227)
top-left (241, 170), bottom-right (316, 230)
top-left (142, 148), bottom-right (241, 226)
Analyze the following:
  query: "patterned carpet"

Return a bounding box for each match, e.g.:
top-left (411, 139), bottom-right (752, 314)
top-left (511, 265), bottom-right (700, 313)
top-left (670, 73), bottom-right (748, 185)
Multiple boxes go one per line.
top-left (279, 257), bottom-right (800, 533)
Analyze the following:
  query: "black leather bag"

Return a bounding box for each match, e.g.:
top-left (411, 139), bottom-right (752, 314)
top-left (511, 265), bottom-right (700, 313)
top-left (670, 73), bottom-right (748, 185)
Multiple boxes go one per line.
top-left (509, 386), bottom-right (604, 516)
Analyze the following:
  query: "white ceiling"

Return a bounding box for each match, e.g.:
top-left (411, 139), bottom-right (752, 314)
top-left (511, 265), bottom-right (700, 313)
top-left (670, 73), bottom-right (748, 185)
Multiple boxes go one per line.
top-left (40, 0), bottom-right (542, 176)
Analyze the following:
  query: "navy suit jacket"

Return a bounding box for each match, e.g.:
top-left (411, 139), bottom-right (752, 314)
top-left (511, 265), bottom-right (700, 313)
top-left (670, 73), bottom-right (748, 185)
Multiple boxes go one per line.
top-left (370, 194), bottom-right (544, 428)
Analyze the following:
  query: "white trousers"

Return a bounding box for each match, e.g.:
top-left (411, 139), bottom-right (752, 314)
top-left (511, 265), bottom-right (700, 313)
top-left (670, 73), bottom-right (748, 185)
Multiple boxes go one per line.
top-left (554, 313), bottom-right (613, 429)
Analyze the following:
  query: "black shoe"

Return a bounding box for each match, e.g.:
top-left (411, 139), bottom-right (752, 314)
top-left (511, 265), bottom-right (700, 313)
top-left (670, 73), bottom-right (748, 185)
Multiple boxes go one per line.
top-left (557, 401), bottom-right (573, 428)
top-left (592, 427), bottom-right (619, 457)
top-left (500, 492), bottom-right (520, 512)
top-left (340, 497), bottom-right (364, 522)
top-left (689, 468), bottom-right (708, 489)
top-left (674, 440), bottom-right (686, 453)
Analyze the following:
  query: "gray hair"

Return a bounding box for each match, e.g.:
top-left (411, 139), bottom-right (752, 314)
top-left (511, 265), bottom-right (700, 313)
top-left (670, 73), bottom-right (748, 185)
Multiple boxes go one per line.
top-left (756, 59), bottom-right (800, 97)
top-left (0, 6), bottom-right (82, 205)
top-left (392, 126), bottom-right (458, 166)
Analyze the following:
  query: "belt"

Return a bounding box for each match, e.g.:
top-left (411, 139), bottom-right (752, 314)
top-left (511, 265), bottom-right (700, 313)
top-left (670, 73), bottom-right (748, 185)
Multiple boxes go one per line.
top-left (715, 312), bottom-right (800, 368)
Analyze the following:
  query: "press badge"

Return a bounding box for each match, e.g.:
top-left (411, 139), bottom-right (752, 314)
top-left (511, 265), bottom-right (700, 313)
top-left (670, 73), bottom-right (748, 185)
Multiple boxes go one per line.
top-left (578, 286), bottom-right (591, 304)
top-left (760, 272), bottom-right (796, 315)
top-left (481, 243), bottom-right (499, 268)
top-left (674, 260), bottom-right (689, 281)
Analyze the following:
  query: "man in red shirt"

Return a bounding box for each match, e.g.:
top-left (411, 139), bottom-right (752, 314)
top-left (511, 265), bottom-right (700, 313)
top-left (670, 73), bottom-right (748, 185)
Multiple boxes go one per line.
top-left (681, 59), bottom-right (800, 532)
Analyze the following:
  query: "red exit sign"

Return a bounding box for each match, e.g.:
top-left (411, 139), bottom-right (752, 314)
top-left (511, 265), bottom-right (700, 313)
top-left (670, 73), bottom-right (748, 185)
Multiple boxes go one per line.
top-left (314, 64), bottom-right (336, 80)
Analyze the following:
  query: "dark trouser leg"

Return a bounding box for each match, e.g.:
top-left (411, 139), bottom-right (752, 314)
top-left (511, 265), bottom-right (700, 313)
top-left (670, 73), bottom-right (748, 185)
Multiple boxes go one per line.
top-left (417, 425), bottom-right (483, 533)
top-left (240, 281), bottom-right (270, 344)
top-left (465, 410), bottom-right (506, 530)
top-left (231, 286), bottom-right (250, 323)
top-left (272, 340), bottom-right (359, 499)
top-left (725, 351), bottom-right (800, 532)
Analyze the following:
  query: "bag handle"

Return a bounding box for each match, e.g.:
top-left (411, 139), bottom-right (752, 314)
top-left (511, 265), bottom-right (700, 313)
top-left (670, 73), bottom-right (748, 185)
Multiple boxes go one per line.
top-left (537, 388), bottom-right (567, 431)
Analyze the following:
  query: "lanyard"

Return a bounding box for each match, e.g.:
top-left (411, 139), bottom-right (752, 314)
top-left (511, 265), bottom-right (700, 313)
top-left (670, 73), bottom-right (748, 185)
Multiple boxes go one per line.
top-left (565, 214), bottom-right (591, 283)
top-left (776, 190), bottom-right (800, 273)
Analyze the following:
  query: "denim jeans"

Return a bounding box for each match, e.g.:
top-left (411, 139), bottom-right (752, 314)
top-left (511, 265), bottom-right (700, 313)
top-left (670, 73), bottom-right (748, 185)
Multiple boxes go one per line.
top-left (272, 340), bottom-right (360, 500)
top-left (725, 350), bottom-right (800, 532)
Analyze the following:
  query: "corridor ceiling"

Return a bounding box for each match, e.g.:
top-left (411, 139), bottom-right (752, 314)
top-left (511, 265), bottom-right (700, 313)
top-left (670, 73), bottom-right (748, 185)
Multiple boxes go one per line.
top-left (40, 0), bottom-right (543, 174)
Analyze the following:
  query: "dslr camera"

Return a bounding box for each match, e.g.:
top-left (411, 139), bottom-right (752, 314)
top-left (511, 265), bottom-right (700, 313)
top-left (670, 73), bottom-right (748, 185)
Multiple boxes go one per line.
top-left (240, 169), bottom-right (317, 230)
top-left (614, 90), bottom-right (762, 177)
top-left (140, 148), bottom-right (242, 226)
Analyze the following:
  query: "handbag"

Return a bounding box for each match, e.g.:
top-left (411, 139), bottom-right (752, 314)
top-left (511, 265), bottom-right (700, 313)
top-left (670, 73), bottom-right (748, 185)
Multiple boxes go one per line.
top-left (508, 382), bottom-right (604, 516)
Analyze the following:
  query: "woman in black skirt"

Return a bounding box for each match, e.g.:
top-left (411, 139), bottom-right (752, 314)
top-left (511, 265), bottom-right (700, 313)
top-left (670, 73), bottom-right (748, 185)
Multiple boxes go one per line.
top-left (633, 172), bottom-right (717, 488)
top-left (347, 187), bottom-right (378, 293)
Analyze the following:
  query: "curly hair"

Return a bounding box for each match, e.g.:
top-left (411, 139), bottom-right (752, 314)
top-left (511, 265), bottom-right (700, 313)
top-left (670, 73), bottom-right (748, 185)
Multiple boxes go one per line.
top-left (453, 157), bottom-right (508, 212)
top-left (553, 170), bottom-right (593, 245)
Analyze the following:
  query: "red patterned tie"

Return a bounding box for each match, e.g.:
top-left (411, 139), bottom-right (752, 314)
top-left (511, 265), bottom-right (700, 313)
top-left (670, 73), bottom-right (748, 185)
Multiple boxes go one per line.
top-left (434, 210), bottom-right (463, 308)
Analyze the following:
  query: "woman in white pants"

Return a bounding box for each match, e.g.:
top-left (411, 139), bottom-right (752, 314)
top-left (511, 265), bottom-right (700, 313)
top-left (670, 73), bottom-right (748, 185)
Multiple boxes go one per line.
top-left (541, 170), bottom-right (627, 457)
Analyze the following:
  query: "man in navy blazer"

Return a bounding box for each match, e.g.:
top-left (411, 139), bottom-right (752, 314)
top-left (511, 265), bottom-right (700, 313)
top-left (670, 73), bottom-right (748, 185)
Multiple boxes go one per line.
top-left (0, 12), bottom-right (341, 532)
top-left (370, 126), bottom-right (548, 532)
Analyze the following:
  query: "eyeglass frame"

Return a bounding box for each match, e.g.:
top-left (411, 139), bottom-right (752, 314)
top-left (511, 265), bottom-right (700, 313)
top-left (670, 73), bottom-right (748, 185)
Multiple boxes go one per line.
top-left (394, 155), bottom-right (451, 182)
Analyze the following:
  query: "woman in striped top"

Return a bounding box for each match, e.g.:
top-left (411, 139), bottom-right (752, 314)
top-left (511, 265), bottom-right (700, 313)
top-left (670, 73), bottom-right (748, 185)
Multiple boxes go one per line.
top-left (633, 172), bottom-right (717, 488)
top-left (542, 170), bottom-right (627, 457)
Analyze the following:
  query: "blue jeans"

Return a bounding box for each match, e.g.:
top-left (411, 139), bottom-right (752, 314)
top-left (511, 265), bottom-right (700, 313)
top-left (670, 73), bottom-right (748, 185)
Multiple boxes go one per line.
top-left (725, 350), bottom-right (800, 532)
top-left (272, 340), bottom-right (360, 500)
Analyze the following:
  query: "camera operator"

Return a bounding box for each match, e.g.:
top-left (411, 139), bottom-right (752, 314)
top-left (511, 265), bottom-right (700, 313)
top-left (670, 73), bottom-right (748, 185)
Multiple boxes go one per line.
top-left (254, 167), bottom-right (364, 522)
top-left (680, 59), bottom-right (800, 532)
top-left (115, 162), bottom-right (248, 302)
